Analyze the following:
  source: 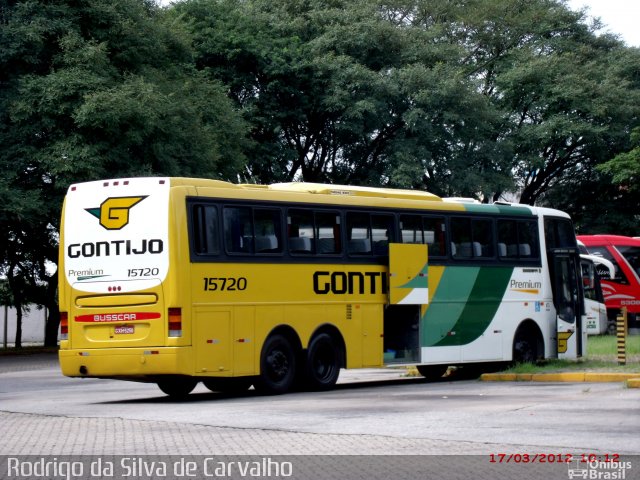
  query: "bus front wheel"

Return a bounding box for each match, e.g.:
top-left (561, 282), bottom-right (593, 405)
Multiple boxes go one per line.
top-left (512, 324), bottom-right (541, 364)
top-left (156, 376), bottom-right (198, 398)
top-left (254, 334), bottom-right (297, 395)
top-left (305, 333), bottom-right (341, 390)
top-left (416, 365), bottom-right (448, 381)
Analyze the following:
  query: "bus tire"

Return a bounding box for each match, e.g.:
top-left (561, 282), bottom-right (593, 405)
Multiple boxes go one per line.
top-left (512, 324), bottom-right (541, 364)
top-left (416, 365), bottom-right (448, 381)
top-left (254, 334), bottom-right (297, 395)
top-left (203, 377), bottom-right (253, 393)
top-left (305, 333), bottom-right (341, 391)
top-left (157, 376), bottom-right (198, 398)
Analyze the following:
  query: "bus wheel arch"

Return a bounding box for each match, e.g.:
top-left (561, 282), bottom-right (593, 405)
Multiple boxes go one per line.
top-left (304, 325), bottom-right (345, 391)
top-left (254, 326), bottom-right (301, 395)
top-left (512, 319), bottom-right (544, 364)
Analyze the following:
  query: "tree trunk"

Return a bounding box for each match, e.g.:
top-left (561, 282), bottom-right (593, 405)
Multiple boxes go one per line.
top-left (14, 304), bottom-right (22, 349)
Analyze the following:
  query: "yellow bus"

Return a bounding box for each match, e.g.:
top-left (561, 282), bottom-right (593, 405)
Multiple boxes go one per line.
top-left (58, 177), bottom-right (586, 396)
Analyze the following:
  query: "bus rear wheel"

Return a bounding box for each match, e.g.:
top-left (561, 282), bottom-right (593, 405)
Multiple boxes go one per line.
top-left (254, 334), bottom-right (297, 395)
top-left (305, 333), bottom-right (341, 390)
top-left (156, 376), bottom-right (198, 398)
top-left (203, 377), bottom-right (253, 394)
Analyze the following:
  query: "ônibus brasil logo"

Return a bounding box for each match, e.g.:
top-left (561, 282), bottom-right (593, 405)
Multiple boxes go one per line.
top-left (85, 196), bottom-right (147, 230)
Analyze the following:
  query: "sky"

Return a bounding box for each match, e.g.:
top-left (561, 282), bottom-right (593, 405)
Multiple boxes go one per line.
top-left (566, 0), bottom-right (640, 47)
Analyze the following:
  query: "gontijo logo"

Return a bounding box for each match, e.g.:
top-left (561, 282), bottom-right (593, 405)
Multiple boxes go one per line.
top-left (85, 196), bottom-right (147, 230)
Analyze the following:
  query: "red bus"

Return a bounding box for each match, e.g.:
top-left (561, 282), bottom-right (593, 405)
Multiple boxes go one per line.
top-left (577, 235), bottom-right (640, 333)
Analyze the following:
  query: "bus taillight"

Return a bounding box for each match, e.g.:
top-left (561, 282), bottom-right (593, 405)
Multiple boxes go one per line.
top-left (168, 308), bottom-right (182, 337)
top-left (60, 312), bottom-right (69, 340)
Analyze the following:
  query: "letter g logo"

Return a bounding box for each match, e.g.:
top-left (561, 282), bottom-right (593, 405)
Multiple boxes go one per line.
top-left (86, 196), bottom-right (147, 230)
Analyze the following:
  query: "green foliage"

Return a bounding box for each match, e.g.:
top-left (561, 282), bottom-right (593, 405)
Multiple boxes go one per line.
top-left (0, 0), bottom-right (250, 345)
top-left (598, 127), bottom-right (640, 190)
top-left (175, 0), bottom-right (640, 206)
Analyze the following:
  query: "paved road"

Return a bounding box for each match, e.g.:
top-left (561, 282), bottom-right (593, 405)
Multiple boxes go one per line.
top-left (0, 353), bottom-right (638, 459)
top-left (0, 355), bottom-right (640, 454)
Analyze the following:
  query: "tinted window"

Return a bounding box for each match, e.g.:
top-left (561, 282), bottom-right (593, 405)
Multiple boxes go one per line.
top-left (400, 215), bottom-right (423, 244)
top-left (346, 212), bottom-right (393, 256)
top-left (372, 214), bottom-right (394, 255)
top-left (254, 209), bottom-right (282, 253)
top-left (618, 246), bottom-right (640, 280)
top-left (588, 246), bottom-right (629, 285)
top-left (192, 205), bottom-right (220, 255)
top-left (473, 218), bottom-right (494, 258)
top-left (288, 209), bottom-right (341, 255)
top-left (450, 217), bottom-right (473, 259)
top-left (224, 206), bottom-right (282, 254)
top-left (544, 218), bottom-right (577, 249)
top-left (450, 217), bottom-right (494, 259)
top-left (224, 206), bottom-right (252, 253)
top-left (423, 216), bottom-right (446, 256)
top-left (498, 219), bottom-right (538, 259)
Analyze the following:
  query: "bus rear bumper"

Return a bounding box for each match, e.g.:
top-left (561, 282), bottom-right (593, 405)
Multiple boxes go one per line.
top-left (59, 347), bottom-right (193, 379)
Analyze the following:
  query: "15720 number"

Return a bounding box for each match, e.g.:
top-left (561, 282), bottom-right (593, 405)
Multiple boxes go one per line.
top-left (203, 277), bottom-right (248, 291)
top-left (128, 268), bottom-right (159, 277)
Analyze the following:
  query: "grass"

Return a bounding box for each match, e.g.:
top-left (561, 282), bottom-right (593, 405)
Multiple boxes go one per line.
top-left (503, 334), bottom-right (640, 374)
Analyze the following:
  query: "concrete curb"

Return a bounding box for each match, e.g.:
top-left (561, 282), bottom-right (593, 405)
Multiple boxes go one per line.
top-left (627, 378), bottom-right (640, 388)
top-left (481, 372), bottom-right (640, 386)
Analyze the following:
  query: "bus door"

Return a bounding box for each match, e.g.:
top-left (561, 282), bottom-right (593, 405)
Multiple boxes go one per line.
top-left (384, 244), bottom-right (428, 363)
top-left (550, 249), bottom-right (584, 359)
top-left (580, 257), bottom-right (609, 335)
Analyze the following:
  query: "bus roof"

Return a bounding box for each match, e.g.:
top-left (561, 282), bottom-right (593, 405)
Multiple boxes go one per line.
top-left (577, 234), bottom-right (640, 246)
top-left (267, 182), bottom-right (443, 202)
top-left (68, 177), bottom-right (545, 216)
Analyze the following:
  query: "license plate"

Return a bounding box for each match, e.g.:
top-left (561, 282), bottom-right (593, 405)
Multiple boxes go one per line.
top-left (114, 325), bottom-right (135, 335)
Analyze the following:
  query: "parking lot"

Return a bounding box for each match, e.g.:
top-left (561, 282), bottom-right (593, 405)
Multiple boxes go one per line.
top-left (0, 353), bottom-right (638, 479)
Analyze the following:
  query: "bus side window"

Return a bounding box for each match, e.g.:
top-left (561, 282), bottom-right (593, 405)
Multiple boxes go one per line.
top-left (288, 209), bottom-right (314, 254)
top-left (254, 208), bottom-right (282, 254)
top-left (450, 217), bottom-right (472, 259)
top-left (498, 220), bottom-right (518, 259)
top-left (372, 214), bottom-right (394, 256)
top-left (224, 206), bottom-right (253, 254)
top-left (192, 204), bottom-right (220, 256)
top-left (472, 218), bottom-right (493, 258)
top-left (517, 220), bottom-right (539, 258)
top-left (590, 246), bottom-right (629, 285)
top-left (316, 211), bottom-right (341, 255)
top-left (423, 216), bottom-right (446, 257)
top-left (400, 215), bottom-right (423, 244)
top-left (347, 212), bottom-right (372, 255)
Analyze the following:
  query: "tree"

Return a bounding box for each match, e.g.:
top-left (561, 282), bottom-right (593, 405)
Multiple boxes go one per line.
top-left (0, 0), bottom-right (249, 346)
top-left (598, 127), bottom-right (640, 193)
top-left (176, 0), bottom-right (506, 195)
top-left (176, 0), bottom-right (640, 205)
top-left (407, 0), bottom-right (640, 204)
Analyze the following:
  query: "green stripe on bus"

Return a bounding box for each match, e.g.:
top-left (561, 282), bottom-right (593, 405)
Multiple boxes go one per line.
top-left (421, 267), bottom-right (480, 347)
top-left (430, 267), bottom-right (513, 347)
top-left (462, 204), bottom-right (533, 216)
top-left (399, 260), bottom-right (429, 289)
